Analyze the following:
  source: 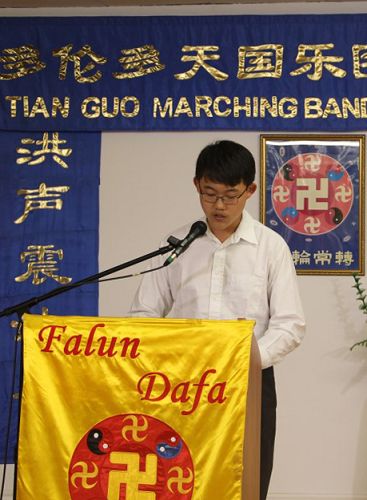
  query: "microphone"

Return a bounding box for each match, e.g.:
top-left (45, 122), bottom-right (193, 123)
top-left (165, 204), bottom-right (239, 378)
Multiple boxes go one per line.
top-left (164, 221), bottom-right (207, 266)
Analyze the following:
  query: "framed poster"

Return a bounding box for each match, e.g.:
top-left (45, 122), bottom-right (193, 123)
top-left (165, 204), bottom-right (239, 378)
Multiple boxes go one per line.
top-left (260, 135), bottom-right (365, 275)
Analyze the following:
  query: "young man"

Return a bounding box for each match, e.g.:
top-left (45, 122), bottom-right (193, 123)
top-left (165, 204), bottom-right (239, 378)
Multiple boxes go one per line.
top-left (129, 140), bottom-right (306, 500)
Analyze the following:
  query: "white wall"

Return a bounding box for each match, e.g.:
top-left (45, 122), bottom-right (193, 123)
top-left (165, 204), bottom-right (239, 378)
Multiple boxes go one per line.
top-left (1, 3), bottom-right (367, 500)
top-left (98, 131), bottom-right (367, 500)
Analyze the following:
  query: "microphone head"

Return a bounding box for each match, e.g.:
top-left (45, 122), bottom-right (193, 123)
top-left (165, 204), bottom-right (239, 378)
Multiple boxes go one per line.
top-left (190, 220), bottom-right (207, 236)
top-left (163, 220), bottom-right (207, 266)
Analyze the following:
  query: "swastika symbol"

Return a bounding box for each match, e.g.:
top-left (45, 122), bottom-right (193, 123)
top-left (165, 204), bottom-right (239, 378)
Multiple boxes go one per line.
top-left (296, 178), bottom-right (329, 210)
top-left (107, 451), bottom-right (157, 500)
top-left (272, 185), bottom-right (290, 203)
top-left (304, 216), bottom-right (321, 234)
top-left (70, 461), bottom-right (98, 489)
top-left (335, 185), bottom-right (353, 202)
top-left (167, 466), bottom-right (194, 494)
top-left (302, 153), bottom-right (322, 173)
top-left (121, 415), bottom-right (148, 442)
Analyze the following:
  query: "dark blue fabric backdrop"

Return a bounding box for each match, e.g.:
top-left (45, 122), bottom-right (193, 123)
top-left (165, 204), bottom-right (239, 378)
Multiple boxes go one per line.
top-left (0, 131), bottom-right (100, 462)
top-left (0, 14), bottom-right (367, 131)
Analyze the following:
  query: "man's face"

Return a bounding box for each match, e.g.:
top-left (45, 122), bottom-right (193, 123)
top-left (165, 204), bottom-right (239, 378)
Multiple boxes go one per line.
top-left (194, 177), bottom-right (256, 242)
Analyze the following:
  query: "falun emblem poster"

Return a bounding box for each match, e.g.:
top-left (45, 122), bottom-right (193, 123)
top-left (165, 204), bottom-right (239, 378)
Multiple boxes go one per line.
top-left (261, 135), bottom-right (364, 275)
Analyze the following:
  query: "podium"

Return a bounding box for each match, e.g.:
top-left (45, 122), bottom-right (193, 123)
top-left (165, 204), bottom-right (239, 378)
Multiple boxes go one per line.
top-left (242, 336), bottom-right (262, 500)
top-left (16, 315), bottom-right (261, 499)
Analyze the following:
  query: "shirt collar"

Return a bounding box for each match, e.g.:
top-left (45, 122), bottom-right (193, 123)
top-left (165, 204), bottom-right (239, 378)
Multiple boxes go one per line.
top-left (232, 211), bottom-right (258, 245)
top-left (204, 210), bottom-right (258, 245)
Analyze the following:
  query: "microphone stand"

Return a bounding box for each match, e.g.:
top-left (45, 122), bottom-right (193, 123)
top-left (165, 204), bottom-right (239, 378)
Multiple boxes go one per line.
top-left (0, 240), bottom-right (176, 500)
top-left (0, 242), bottom-right (175, 319)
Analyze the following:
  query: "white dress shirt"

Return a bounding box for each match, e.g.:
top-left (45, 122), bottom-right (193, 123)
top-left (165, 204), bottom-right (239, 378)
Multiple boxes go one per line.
top-left (129, 211), bottom-right (305, 369)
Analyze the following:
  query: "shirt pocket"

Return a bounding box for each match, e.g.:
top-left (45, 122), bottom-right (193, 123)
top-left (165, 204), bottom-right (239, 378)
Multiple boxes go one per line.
top-left (226, 272), bottom-right (265, 317)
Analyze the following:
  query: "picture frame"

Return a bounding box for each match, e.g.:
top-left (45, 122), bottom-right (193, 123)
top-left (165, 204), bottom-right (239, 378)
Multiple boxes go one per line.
top-left (260, 134), bottom-right (365, 275)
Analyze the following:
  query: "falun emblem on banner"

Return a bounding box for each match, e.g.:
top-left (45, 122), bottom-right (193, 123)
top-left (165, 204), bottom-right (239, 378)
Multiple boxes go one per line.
top-left (68, 413), bottom-right (194, 499)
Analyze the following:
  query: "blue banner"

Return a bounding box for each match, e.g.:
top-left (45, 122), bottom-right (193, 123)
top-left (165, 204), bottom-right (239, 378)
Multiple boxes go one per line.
top-left (0, 130), bottom-right (100, 462)
top-left (0, 14), bottom-right (367, 131)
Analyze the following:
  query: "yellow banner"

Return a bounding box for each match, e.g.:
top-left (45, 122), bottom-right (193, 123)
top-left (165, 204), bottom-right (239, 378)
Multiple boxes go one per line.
top-left (17, 314), bottom-right (254, 500)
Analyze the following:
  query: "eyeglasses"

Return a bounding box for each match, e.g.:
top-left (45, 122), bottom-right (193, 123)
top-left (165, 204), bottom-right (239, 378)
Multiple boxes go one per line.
top-left (199, 186), bottom-right (248, 205)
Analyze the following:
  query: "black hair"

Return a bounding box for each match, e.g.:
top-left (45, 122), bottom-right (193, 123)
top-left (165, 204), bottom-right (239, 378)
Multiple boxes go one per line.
top-left (195, 140), bottom-right (255, 186)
